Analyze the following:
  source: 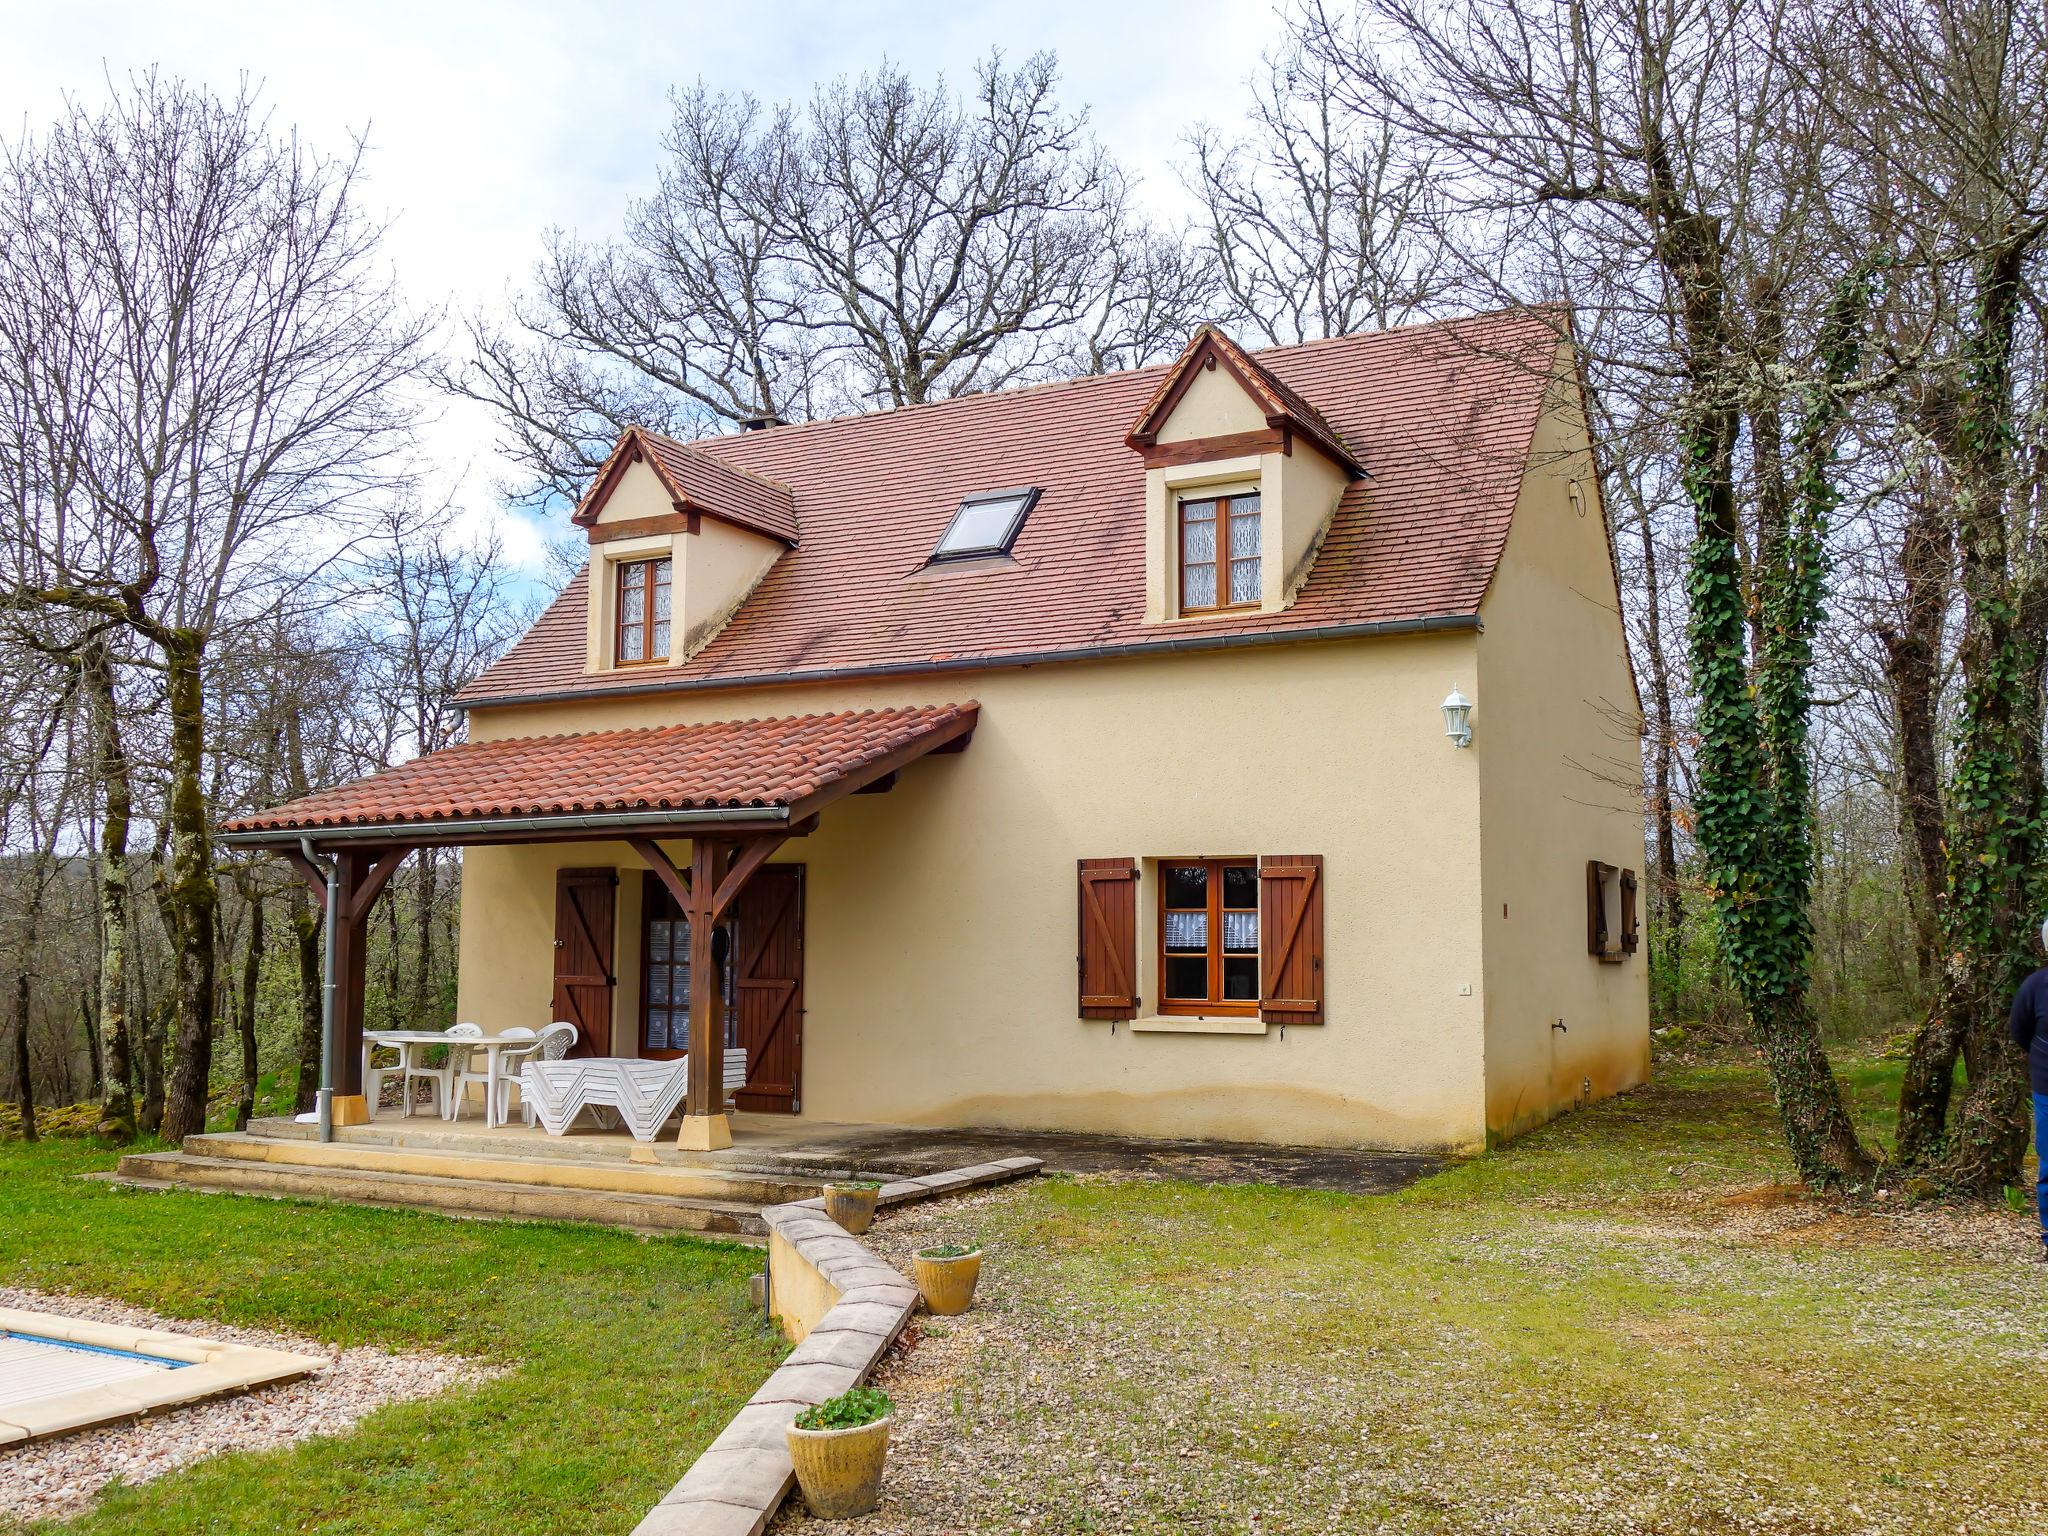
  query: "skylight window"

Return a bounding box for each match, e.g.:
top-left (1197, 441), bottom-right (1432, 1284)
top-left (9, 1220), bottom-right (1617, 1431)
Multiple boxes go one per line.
top-left (931, 487), bottom-right (1038, 561)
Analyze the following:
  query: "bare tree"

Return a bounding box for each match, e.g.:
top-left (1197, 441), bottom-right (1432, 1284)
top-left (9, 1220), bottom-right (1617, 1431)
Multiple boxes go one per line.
top-left (356, 506), bottom-right (530, 1021)
top-left (457, 52), bottom-right (1200, 508)
top-left (0, 74), bottom-right (427, 1141)
top-left (1186, 42), bottom-right (1449, 343)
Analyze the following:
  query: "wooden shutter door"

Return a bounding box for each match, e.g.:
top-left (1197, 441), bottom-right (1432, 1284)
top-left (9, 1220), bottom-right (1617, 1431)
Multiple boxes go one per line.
top-left (1620, 869), bottom-right (1640, 955)
top-left (1586, 860), bottom-right (1609, 956)
top-left (1259, 854), bottom-right (1324, 1024)
top-left (731, 865), bottom-right (803, 1114)
top-left (1077, 858), bottom-right (1138, 1019)
top-left (552, 868), bottom-right (617, 1056)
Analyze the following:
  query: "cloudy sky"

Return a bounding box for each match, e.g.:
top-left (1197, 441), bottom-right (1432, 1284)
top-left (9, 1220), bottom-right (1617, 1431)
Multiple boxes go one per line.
top-left (2, 0), bottom-right (1276, 570)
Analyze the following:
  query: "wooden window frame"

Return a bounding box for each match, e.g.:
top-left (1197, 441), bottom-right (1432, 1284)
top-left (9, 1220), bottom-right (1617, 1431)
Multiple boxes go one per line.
top-left (614, 555), bottom-right (672, 667)
top-left (1177, 492), bottom-right (1262, 616)
top-left (1157, 856), bottom-right (1260, 1017)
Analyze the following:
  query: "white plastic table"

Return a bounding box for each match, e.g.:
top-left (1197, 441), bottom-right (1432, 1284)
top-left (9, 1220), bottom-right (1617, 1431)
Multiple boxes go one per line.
top-left (362, 1030), bottom-right (536, 1127)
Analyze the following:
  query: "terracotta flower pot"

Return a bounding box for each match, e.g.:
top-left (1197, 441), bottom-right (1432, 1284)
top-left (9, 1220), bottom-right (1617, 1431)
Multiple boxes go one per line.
top-left (822, 1182), bottom-right (880, 1235)
top-left (787, 1414), bottom-right (892, 1519)
top-left (911, 1245), bottom-right (983, 1315)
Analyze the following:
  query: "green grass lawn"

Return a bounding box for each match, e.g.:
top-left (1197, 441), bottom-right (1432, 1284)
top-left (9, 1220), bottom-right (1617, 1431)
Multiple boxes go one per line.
top-left (811, 1052), bottom-right (2048, 1536)
top-left (0, 1141), bottom-right (784, 1536)
top-left (6, 1053), bottom-right (2043, 1536)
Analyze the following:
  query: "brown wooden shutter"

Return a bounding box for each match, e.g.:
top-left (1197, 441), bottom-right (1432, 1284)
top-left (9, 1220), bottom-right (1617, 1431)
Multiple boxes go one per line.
top-left (1259, 854), bottom-right (1324, 1024)
top-left (1077, 858), bottom-right (1139, 1019)
top-left (1620, 869), bottom-right (1640, 955)
top-left (1586, 860), bottom-right (1609, 956)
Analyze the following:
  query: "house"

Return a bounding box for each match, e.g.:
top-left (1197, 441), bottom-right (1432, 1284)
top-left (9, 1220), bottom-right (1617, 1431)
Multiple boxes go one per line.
top-left (221, 310), bottom-right (1648, 1154)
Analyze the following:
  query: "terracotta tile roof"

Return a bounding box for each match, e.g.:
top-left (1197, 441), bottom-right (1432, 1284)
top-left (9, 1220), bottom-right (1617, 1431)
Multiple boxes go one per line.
top-left (573, 425), bottom-right (800, 545)
top-left (463, 310), bottom-right (1565, 708)
top-left (643, 434), bottom-right (799, 544)
top-left (1125, 324), bottom-right (1363, 472)
top-left (219, 704), bottom-right (976, 836)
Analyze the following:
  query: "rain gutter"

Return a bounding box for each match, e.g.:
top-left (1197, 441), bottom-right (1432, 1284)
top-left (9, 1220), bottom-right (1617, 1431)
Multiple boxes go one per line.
top-left (453, 612), bottom-right (1483, 712)
top-left (218, 804), bottom-right (791, 850)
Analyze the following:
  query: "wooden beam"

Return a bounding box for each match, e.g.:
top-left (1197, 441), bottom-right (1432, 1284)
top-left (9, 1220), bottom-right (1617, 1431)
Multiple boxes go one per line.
top-left (1135, 427), bottom-right (1288, 468)
top-left (853, 770), bottom-right (898, 795)
top-left (346, 846), bottom-right (413, 925)
top-left (685, 837), bottom-right (722, 1119)
top-left (627, 836), bottom-right (693, 911)
top-left (709, 834), bottom-right (787, 923)
top-left (282, 850), bottom-right (329, 911)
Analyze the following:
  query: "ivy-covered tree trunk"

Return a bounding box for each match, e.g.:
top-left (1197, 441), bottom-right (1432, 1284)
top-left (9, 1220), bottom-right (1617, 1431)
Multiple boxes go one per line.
top-left (1681, 257), bottom-right (1877, 1187)
top-left (82, 637), bottom-right (136, 1140)
top-left (158, 631), bottom-right (220, 1143)
top-left (1924, 245), bottom-right (2045, 1195)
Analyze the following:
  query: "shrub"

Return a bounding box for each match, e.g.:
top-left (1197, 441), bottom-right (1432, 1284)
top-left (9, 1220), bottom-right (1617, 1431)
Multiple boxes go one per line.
top-left (794, 1386), bottom-right (892, 1432)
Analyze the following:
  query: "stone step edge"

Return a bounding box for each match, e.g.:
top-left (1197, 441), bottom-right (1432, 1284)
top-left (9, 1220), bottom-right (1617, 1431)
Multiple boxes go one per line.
top-left (631, 1154), bottom-right (1043, 1536)
top-left (179, 1133), bottom-right (815, 1203)
top-left (106, 1154), bottom-right (770, 1232)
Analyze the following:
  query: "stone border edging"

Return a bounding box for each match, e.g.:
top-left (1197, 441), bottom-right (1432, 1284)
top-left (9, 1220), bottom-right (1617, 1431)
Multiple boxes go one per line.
top-left (632, 1156), bottom-right (1042, 1536)
top-left (0, 1305), bottom-right (324, 1445)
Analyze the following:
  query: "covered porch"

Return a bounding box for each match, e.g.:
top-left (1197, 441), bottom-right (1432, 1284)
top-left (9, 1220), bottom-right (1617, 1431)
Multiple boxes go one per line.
top-left (216, 702), bottom-right (979, 1153)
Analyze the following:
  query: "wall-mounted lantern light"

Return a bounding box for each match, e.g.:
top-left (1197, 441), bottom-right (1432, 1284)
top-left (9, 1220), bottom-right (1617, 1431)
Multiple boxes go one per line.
top-left (1440, 687), bottom-right (1473, 748)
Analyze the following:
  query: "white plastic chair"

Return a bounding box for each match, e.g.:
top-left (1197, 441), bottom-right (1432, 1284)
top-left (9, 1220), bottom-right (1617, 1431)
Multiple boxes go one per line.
top-left (363, 1041), bottom-right (405, 1119)
top-left (504, 1022), bottom-right (579, 1126)
top-left (404, 1022), bottom-right (481, 1119)
top-left (451, 1027), bottom-right (534, 1124)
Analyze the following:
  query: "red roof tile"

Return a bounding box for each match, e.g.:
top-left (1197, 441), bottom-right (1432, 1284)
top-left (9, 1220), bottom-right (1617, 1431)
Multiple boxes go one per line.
top-left (463, 310), bottom-right (1565, 708)
top-left (220, 704), bottom-right (976, 836)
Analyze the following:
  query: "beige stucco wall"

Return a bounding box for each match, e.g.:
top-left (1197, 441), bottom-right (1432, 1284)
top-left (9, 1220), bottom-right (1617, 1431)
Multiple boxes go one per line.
top-left (1474, 371), bottom-right (1650, 1142)
top-left (459, 635), bottom-right (1494, 1151)
top-left (1155, 364), bottom-right (1265, 441)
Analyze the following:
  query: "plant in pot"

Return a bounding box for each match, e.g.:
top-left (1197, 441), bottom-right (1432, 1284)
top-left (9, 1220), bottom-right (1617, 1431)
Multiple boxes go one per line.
top-left (822, 1177), bottom-right (883, 1235)
top-left (911, 1241), bottom-right (983, 1315)
top-left (787, 1385), bottom-right (893, 1518)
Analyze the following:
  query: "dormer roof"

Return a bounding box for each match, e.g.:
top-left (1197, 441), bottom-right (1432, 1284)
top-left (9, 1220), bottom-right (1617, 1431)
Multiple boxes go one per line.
top-left (573, 424), bottom-right (799, 546)
top-left (1124, 324), bottom-right (1365, 475)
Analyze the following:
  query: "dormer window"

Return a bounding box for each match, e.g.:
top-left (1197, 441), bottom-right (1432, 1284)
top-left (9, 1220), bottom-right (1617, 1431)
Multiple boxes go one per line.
top-left (616, 556), bottom-right (672, 665)
top-left (1179, 492), bottom-right (1261, 612)
top-left (931, 487), bottom-right (1038, 561)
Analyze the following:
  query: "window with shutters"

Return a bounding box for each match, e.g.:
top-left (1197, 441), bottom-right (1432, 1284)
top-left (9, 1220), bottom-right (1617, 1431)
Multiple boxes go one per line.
top-left (1158, 858), bottom-right (1260, 1016)
top-left (1586, 860), bottom-right (1637, 962)
top-left (615, 556), bottom-right (672, 665)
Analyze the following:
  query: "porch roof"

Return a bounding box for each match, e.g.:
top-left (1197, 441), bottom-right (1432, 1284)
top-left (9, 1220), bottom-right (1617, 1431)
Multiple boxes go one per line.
top-left (218, 701), bottom-right (977, 848)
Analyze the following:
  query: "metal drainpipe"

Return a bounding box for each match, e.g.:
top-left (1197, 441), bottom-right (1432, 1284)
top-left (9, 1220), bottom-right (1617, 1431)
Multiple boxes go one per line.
top-left (300, 837), bottom-right (339, 1144)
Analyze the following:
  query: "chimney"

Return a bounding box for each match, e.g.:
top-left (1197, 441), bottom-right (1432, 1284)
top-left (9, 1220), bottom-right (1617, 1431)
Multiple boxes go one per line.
top-left (739, 414), bottom-right (787, 433)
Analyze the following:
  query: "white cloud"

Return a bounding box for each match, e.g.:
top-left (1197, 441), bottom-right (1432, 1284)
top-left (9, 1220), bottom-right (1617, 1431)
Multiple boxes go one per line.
top-left (1, 0), bottom-right (1276, 565)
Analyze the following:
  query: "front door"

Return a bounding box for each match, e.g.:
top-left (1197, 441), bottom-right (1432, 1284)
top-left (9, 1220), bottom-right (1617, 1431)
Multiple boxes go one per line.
top-left (552, 868), bottom-right (617, 1056)
top-left (638, 864), bottom-right (803, 1112)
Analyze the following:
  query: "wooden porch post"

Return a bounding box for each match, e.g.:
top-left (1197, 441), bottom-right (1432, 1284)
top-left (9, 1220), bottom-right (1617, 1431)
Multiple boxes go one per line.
top-left (630, 831), bottom-right (786, 1151)
top-left (679, 837), bottom-right (728, 1148)
top-left (287, 845), bottom-right (411, 1129)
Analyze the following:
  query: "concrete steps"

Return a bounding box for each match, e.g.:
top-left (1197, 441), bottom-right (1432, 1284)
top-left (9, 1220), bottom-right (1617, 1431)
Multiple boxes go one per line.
top-left (110, 1139), bottom-right (789, 1239)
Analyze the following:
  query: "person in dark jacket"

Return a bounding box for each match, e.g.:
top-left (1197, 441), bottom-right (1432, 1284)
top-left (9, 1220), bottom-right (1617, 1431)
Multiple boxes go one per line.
top-left (2013, 920), bottom-right (2048, 1259)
